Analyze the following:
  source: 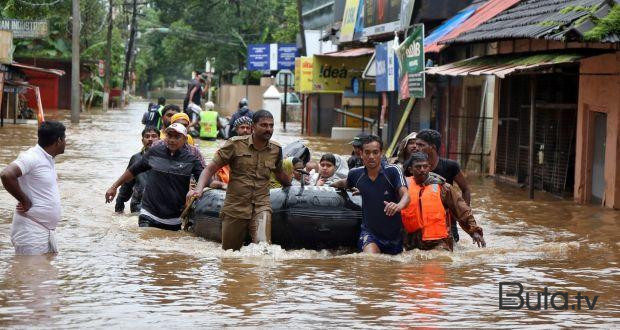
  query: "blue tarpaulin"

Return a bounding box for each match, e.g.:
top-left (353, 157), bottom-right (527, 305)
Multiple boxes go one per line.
top-left (424, 6), bottom-right (477, 47)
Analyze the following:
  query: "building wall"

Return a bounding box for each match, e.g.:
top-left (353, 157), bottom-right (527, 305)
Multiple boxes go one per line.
top-left (24, 72), bottom-right (60, 109)
top-left (15, 58), bottom-right (84, 110)
top-left (441, 75), bottom-right (495, 173)
top-left (217, 78), bottom-right (276, 117)
top-left (575, 52), bottom-right (620, 208)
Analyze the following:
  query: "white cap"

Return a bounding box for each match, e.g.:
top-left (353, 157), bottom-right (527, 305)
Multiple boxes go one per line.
top-left (166, 123), bottom-right (187, 136)
top-left (206, 101), bottom-right (215, 110)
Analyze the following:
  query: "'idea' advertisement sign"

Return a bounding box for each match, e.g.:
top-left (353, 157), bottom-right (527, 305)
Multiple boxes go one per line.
top-left (312, 55), bottom-right (371, 93)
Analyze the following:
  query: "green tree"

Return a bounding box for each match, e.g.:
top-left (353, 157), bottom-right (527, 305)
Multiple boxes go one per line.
top-left (138, 0), bottom-right (300, 88)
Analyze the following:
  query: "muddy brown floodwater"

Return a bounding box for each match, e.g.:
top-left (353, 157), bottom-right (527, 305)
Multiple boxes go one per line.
top-left (0, 102), bottom-right (618, 327)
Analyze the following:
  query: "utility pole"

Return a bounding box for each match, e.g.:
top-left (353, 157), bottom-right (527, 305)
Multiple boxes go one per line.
top-left (296, 0), bottom-right (306, 56)
top-left (71, 0), bottom-right (80, 123)
top-left (103, 0), bottom-right (113, 111)
top-left (121, 0), bottom-right (137, 110)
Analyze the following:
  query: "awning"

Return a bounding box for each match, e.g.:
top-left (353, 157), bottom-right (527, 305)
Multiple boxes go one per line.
top-left (319, 47), bottom-right (374, 58)
top-left (9, 62), bottom-right (65, 76)
top-left (3, 80), bottom-right (29, 93)
top-left (425, 53), bottom-right (586, 78)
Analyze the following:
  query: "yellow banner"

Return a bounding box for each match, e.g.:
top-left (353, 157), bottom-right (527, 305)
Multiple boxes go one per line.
top-left (312, 55), bottom-right (370, 93)
top-left (340, 0), bottom-right (360, 42)
top-left (294, 57), bottom-right (313, 93)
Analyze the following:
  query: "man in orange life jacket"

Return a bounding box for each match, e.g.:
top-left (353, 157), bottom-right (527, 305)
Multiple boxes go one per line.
top-left (401, 152), bottom-right (485, 251)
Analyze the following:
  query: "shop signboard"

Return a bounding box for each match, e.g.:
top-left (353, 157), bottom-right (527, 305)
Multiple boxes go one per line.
top-left (0, 19), bottom-right (47, 38)
top-left (363, 0), bottom-right (415, 37)
top-left (312, 55), bottom-right (370, 93)
top-left (340, 0), bottom-right (362, 42)
top-left (395, 24), bottom-right (424, 98)
top-left (294, 57), bottom-right (313, 93)
top-left (375, 40), bottom-right (398, 92)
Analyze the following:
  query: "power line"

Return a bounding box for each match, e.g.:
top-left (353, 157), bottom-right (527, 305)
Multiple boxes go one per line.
top-left (15, 0), bottom-right (62, 6)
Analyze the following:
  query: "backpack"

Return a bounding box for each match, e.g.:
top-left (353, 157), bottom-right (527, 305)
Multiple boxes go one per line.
top-left (142, 103), bottom-right (161, 127)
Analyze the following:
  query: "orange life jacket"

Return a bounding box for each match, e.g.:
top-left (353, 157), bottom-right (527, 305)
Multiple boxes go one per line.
top-left (216, 166), bottom-right (230, 184)
top-left (401, 177), bottom-right (450, 241)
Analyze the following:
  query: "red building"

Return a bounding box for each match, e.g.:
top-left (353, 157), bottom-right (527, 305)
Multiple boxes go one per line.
top-left (9, 62), bottom-right (64, 110)
top-left (15, 57), bottom-right (89, 110)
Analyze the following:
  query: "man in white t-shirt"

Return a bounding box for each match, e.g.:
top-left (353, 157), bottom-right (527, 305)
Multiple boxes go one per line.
top-left (1, 121), bottom-right (66, 255)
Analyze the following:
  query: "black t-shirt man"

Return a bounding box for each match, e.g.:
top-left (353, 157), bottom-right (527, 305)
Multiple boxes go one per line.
top-left (183, 79), bottom-right (203, 111)
top-left (129, 143), bottom-right (204, 226)
top-left (432, 157), bottom-right (462, 241)
top-left (115, 151), bottom-right (147, 213)
top-left (432, 158), bottom-right (460, 185)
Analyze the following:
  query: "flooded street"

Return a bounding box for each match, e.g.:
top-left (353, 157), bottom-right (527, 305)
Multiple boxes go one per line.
top-left (0, 102), bottom-right (618, 327)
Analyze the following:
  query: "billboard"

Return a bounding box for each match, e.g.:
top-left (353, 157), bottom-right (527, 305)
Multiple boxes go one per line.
top-left (312, 55), bottom-right (371, 93)
top-left (294, 57), bottom-right (314, 93)
top-left (0, 19), bottom-right (47, 38)
top-left (247, 43), bottom-right (298, 71)
top-left (247, 44), bottom-right (270, 71)
top-left (340, 0), bottom-right (362, 42)
top-left (277, 44), bottom-right (297, 70)
top-left (375, 40), bottom-right (398, 92)
top-left (395, 24), bottom-right (425, 99)
top-left (363, 0), bottom-right (415, 37)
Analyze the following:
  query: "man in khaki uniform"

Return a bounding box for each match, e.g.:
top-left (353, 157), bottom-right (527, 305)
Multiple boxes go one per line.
top-left (192, 110), bottom-right (291, 250)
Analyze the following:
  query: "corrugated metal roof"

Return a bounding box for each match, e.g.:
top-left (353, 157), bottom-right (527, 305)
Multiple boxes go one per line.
top-left (450, 0), bottom-right (612, 44)
top-left (319, 47), bottom-right (374, 57)
top-left (427, 0), bottom-right (521, 53)
top-left (424, 6), bottom-right (478, 51)
top-left (9, 62), bottom-right (65, 76)
top-left (425, 52), bottom-right (585, 78)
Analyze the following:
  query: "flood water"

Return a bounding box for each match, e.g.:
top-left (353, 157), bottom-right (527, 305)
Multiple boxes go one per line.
top-left (0, 102), bottom-right (618, 327)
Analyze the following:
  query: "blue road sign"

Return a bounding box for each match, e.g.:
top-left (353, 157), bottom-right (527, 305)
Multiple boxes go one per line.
top-left (248, 44), bottom-right (270, 71)
top-left (248, 43), bottom-right (298, 71)
top-left (277, 44), bottom-right (298, 70)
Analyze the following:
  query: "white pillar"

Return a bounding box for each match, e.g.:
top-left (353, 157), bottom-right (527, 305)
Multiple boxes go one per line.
top-left (263, 85), bottom-right (281, 127)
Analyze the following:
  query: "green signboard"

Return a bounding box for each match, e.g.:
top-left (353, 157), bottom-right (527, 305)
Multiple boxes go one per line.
top-left (396, 24), bottom-right (425, 98)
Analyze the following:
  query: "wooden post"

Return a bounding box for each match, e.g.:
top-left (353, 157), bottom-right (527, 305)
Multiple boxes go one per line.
top-left (71, 0), bottom-right (80, 123)
top-left (283, 73), bottom-right (288, 131)
top-left (301, 94), bottom-right (305, 134)
top-left (102, 0), bottom-right (113, 111)
top-left (528, 77), bottom-right (536, 199)
top-left (121, 0), bottom-right (138, 110)
top-left (34, 86), bottom-right (45, 125)
top-left (361, 79), bottom-right (366, 133)
top-left (446, 77), bottom-right (452, 158)
top-left (0, 72), bottom-right (4, 127)
top-left (14, 92), bottom-right (18, 124)
top-left (296, 0), bottom-right (306, 57)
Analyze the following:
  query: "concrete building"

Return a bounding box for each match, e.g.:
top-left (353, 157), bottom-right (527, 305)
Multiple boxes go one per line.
top-left (424, 0), bottom-right (620, 208)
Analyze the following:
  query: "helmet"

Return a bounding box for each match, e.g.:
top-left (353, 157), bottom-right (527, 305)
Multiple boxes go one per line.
top-left (205, 101), bottom-right (215, 110)
top-left (238, 98), bottom-right (248, 108)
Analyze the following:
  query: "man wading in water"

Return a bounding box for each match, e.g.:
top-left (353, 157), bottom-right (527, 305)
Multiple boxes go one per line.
top-left (190, 110), bottom-right (291, 250)
top-left (115, 126), bottom-right (160, 213)
top-left (209, 116), bottom-right (253, 190)
top-left (415, 129), bottom-right (472, 242)
top-left (401, 152), bottom-right (485, 251)
top-left (105, 123), bottom-right (204, 230)
top-left (1, 121), bottom-right (66, 254)
top-left (332, 135), bottom-right (410, 255)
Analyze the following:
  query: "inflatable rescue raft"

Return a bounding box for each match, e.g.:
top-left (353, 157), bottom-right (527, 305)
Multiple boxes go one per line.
top-left (189, 185), bottom-right (362, 250)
